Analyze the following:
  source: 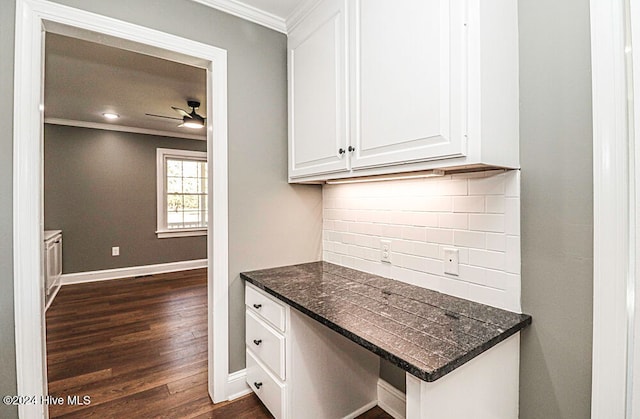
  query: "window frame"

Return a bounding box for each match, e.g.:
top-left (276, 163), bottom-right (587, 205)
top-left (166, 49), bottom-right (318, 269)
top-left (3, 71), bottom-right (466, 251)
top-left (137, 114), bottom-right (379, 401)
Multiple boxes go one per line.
top-left (156, 148), bottom-right (208, 238)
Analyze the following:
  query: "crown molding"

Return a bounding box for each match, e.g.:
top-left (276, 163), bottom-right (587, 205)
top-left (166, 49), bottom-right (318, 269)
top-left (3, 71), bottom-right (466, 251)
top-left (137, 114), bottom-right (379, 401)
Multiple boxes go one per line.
top-left (44, 118), bottom-right (207, 141)
top-left (285, 0), bottom-right (321, 33)
top-left (191, 0), bottom-right (287, 33)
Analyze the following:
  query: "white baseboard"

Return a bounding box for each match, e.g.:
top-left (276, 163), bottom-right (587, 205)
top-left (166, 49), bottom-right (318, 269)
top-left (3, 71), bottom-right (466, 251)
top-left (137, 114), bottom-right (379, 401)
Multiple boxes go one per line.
top-left (377, 378), bottom-right (406, 419)
top-left (60, 259), bottom-right (208, 285)
top-left (227, 369), bottom-right (251, 401)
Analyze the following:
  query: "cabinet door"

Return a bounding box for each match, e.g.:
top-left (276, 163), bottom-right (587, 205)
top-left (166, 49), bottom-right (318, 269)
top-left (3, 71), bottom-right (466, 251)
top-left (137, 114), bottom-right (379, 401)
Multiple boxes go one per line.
top-left (288, 0), bottom-right (348, 179)
top-left (349, 0), bottom-right (467, 170)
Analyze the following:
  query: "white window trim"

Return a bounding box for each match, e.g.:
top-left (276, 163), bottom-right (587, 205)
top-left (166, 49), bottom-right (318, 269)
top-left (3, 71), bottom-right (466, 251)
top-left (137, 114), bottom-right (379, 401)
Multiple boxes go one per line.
top-left (156, 148), bottom-right (207, 238)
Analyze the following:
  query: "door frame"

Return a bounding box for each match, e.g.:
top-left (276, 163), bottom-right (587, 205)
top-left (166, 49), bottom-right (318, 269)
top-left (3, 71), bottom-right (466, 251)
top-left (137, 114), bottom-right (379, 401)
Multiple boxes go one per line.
top-left (590, 0), bottom-right (636, 417)
top-left (13, 0), bottom-right (229, 417)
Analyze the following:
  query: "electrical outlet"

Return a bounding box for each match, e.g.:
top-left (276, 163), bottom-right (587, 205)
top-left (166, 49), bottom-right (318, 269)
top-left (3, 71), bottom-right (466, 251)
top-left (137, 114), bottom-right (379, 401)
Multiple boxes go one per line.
top-left (380, 240), bottom-right (391, 263)
top-left (444, 248), bottom-right (459, 276)
top-left (112, 246), bottom-right (120, 256)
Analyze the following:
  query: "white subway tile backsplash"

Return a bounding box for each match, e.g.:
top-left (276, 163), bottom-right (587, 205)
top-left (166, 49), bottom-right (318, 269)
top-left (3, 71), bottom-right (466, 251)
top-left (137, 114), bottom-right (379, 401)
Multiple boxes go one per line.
top-left (468, 173), bottom-right (506, 195)
top-left (505, 171), bottom-right (520, 197)
top-left (457, 264), bottom-right (487, 286)
top-left (381, 224), bottom-right (404, 238)
top-left (469, 214), bottom-right (505, 233)
top-left (505, 198), bottom-right (520, 235)
top-left (505, 235), bottom-right (521, 274)
top-left (423, 196), bottom-right (453, 212)
top-left (426, 228), bottom-right (454, 245)
top-left (469, 249), bottom-right (506, 271)
top-left (453, 196), bottom-right (485, 213)
top-left (410, 212), bottom-right (439, 227)
top-left (415, 242), bottom-right (440, 259)
top-left (402, 226), bottom-right (427, 241)
top-left (486, 233), bottom-right (507, 252)
top-left (485, 196), bottom-right (506, 214)
top-left (439, 277), bottom-right (470, 300)
top-left (453, 230), bottom-right (486, 249)
top-left (438, 213), bottom-right (469, 229)
top-left (334, 220), bottom-right (349, 232)
top-left (322, 170), bottom-right (521, 312)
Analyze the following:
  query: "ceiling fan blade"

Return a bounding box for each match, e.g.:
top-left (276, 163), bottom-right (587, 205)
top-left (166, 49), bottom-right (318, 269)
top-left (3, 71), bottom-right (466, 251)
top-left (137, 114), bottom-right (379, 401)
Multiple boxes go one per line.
top-left (145, 113), bottom-right (183, 121)
top-left (171, 106), bottom-right (193, 118)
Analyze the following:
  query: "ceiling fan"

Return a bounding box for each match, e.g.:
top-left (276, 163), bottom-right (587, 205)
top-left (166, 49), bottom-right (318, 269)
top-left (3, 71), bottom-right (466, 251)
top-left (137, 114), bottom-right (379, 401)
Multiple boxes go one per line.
top-left (145, 100), bottom-right (205, 129)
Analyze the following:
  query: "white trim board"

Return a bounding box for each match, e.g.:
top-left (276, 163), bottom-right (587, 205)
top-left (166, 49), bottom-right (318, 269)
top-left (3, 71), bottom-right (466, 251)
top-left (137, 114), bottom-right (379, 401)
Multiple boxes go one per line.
top-left (227, 369), bottom-right (252, 401)
top-left (377, 379), bottom-right (406, 419)
top-left (191, 0), bottom-right (286, 33)
top-left (60, 259), bottom-right (208, 285)
top-left (589, 0), bottom-right (634, 417)
top-left (13, 1), bottom-right (229, 417)
top-left (45, 117), bottom-right (207, 141)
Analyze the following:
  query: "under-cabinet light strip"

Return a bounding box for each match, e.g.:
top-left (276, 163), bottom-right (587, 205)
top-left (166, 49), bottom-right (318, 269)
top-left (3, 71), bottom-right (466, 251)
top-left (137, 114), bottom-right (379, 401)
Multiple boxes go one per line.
top-left (325, 169), bottom-right (446, 185)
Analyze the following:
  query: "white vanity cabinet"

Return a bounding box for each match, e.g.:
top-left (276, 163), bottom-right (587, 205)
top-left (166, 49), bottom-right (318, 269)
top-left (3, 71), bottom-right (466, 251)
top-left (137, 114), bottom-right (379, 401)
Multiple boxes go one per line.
top-left (244, 283), bottom-right (379, 419)
top-left (44, 230), bottom-right (62, 310)
top-left (288, 0), bottom-right (519, 182)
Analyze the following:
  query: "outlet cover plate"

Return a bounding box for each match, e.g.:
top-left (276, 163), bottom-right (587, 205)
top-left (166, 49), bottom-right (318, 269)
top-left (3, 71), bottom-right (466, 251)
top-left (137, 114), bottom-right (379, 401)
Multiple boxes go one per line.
top-left (380, 240), bottom-right (391, 263)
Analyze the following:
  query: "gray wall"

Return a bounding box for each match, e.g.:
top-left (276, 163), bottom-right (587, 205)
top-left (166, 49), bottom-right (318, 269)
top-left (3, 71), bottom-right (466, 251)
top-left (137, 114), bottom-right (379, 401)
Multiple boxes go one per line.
top-left (0, 0), bottom-right (17, 417)
top-left (519, 0), bottom-right (594, 418)
top-left (44, 124), bottom-right (207, 273)
top-left (48, 0), bottom-right (322, 372)
top-left (47, 0), bottom-right (323, 373)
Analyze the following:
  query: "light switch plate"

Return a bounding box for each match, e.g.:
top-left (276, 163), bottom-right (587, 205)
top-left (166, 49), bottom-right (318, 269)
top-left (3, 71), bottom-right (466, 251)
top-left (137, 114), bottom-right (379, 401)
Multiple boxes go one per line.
top-left (444, 248), bottom-right (459, 276)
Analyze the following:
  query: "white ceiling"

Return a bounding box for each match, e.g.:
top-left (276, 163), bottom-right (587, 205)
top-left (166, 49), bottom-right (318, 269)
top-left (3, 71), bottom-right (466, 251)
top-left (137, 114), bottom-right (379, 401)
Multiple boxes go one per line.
top-left (44, 33), bottom-right (207, 140)
top-left (43, 1), bottom-right (311, 140)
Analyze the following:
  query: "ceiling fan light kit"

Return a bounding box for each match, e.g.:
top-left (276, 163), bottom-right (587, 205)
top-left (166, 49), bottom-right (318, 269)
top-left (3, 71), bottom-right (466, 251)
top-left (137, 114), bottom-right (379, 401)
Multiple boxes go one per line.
top-left (145, 100), bottom-right (206, 129)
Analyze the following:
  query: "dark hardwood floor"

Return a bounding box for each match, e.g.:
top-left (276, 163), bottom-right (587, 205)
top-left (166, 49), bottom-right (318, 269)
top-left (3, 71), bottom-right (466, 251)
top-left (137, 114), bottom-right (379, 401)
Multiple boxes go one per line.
top-left (46, 269), bottom-right (393, 418)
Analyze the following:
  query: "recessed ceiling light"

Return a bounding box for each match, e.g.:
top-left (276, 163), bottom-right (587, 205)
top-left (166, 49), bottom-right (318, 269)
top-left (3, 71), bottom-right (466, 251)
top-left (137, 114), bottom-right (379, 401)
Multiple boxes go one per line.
top-left (102, 112), bottom-right (119, 120)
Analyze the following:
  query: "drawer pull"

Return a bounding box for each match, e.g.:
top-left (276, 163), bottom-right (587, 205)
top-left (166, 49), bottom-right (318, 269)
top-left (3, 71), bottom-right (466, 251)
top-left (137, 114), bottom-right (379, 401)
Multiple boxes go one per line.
top-left (254, 381), bottom-right (263, 389)
top-left (253, 339), bottom-right (262, 346)
top-left (253, 303), bottom-right (262, 309)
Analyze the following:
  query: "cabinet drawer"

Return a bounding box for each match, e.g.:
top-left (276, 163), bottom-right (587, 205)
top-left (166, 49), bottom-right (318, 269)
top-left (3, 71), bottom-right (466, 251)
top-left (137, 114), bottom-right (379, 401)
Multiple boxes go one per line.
top-left (246, 310), bottom-right (285, 380)
top-left (245, 284), bottom-right (286, 332)
top-left (247, 350), bottom-right (285, 419)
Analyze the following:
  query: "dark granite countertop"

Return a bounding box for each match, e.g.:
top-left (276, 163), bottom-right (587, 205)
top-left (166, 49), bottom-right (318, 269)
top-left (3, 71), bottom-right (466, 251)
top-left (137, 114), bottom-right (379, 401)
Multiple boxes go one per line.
top-left (241, 261), bottom-right (531, 382)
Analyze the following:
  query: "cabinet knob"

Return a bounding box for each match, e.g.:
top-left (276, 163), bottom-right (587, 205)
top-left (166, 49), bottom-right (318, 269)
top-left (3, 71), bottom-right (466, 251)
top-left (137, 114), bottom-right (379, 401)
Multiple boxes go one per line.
top-left (254, 382), bottom-right (263, 389)
top-left (338, 148), bottom-right (346, 155)
top-left (253, 303), bottom-right (262, 309)
top-left (253, 339), bottom-right (262, 346)
top-left (348, 146), bottom-right (355, 152)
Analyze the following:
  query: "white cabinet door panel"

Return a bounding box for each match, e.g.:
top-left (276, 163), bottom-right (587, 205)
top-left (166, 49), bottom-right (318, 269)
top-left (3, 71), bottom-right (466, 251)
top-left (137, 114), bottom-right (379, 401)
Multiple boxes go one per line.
top-left (288, 0), bottom-right (348, 178)
top-left (350, 0), bottom-right (467, 169)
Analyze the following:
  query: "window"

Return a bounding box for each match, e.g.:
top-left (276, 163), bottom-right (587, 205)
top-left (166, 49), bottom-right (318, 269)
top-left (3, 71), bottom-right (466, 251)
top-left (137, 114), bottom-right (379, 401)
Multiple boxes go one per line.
top-left (156, 148), bottom-right (207, 238)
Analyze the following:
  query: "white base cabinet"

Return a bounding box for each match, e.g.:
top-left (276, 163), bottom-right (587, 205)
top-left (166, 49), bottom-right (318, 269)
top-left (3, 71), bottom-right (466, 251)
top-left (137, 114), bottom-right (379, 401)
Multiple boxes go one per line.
top-left (288, 0), bottom-right (519, 182)
top-left (44, 230), bottom-right (62, 310)
top-left (245, 283), bottom-right (379, 419)
top-left (406, 334), bottom-right (520, 419)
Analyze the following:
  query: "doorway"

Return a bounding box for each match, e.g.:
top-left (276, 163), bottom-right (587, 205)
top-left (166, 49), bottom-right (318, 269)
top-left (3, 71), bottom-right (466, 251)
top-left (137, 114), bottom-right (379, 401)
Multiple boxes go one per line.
top-left (13, 1), bottom-right (229, 417)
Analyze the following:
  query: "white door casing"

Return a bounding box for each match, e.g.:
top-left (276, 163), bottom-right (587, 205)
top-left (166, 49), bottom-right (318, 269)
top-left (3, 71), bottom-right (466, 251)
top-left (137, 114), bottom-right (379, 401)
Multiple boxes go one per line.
top-left (590, 0), bottom-right (636, 417)
top-left (13, 1), bottom-right (229, 417)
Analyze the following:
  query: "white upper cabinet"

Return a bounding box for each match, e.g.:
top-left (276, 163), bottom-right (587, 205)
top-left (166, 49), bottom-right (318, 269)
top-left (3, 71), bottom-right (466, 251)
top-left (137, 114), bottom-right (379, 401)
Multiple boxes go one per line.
top-left (288, 0), bottom-right (519, 182)
top-left (288, 0), bottom-right (348, 179)
top-left (349, 0), bottom-right (466, 169)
